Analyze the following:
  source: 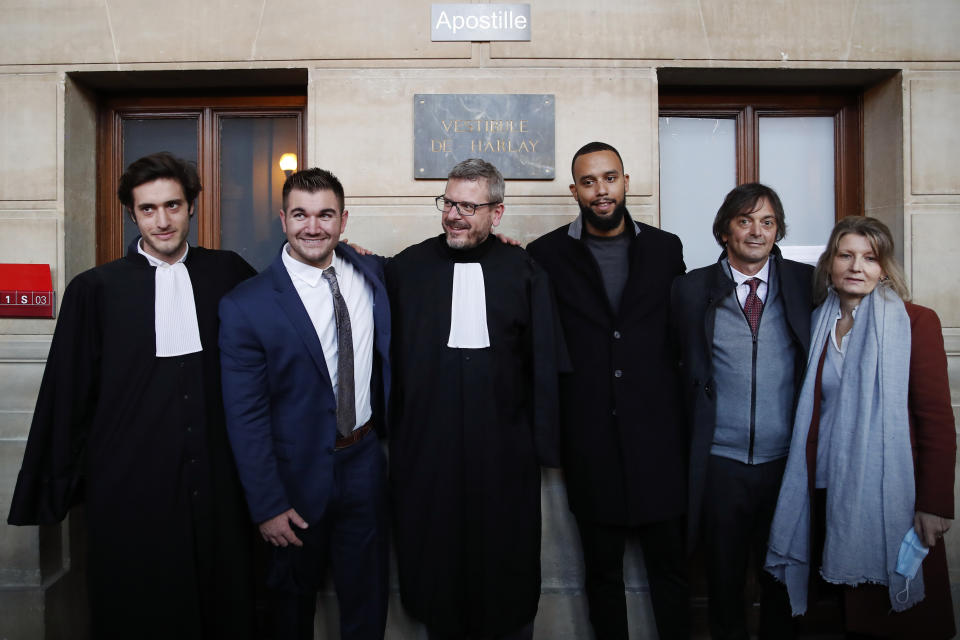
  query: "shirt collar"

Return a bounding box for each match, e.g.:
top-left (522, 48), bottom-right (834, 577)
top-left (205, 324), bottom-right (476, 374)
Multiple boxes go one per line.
top-left (727, 257), bottom-right (770, 287)
top-left (834, 304), bottom-right (859, 320)
top-left (281, 242), bottom-right (340, 287)
top-left (138, 239), bottom-right (188, 268)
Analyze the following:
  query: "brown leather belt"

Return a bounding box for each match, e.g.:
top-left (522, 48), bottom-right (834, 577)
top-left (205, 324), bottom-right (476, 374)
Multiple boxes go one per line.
top-left (335, 421), bottom-right (373, 450)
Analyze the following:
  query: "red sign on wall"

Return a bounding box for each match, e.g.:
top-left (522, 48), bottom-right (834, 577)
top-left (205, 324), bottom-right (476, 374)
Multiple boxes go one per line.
top-left (0, 264), bottom-right (55, 318)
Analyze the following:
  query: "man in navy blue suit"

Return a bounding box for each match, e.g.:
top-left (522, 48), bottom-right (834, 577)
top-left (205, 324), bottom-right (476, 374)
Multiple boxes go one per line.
top-left (219, 168), bottom-right (391, 640)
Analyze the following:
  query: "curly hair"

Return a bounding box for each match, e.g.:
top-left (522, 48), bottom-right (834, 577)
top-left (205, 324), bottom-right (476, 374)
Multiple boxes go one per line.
top-left (117, 152), bottom-right (202, 214)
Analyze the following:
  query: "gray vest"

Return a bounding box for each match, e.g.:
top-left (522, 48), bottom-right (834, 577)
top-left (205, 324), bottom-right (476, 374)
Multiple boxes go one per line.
top-left (710, 263), bottom-right (798, 464)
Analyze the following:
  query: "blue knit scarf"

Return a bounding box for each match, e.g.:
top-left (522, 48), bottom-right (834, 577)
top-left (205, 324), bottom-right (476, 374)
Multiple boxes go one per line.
top-left (765, 286), bottom-right (918, 614)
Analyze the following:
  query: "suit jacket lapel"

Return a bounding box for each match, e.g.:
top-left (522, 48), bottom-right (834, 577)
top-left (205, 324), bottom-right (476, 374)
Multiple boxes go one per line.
top-left (268, 252), bottom-right (334, 389)
top-left (557, 233), bottom-right (615, 321)
top-left (621, 227), bottom-right (655, 317)
top-left (703, 262), bottom-right (735, 364)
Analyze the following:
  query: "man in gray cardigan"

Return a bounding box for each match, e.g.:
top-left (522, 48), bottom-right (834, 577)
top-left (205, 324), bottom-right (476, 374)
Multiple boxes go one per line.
top-left (670, 183), bottom-right (813, 640)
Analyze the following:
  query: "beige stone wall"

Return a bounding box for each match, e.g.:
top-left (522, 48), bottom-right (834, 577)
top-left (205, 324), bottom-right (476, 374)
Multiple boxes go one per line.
top-left (492, 0), bottom-right (960, 62)
top-left (905, 73), bottom-right (960, 327)
top-left (1, 0), bottom-right (960, 637)
top-left (901, 78), bottom-right (960, 593)
top-left (4, 0), bottom-right (959, 64)
top-left (310, 67), bottom-right (657, 255)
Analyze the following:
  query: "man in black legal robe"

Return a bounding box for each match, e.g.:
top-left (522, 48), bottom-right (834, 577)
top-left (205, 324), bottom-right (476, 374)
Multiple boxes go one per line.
top-left (386, 158), bottom-right (564, 640)
top-left (7, 153), bottom-right (256, 639)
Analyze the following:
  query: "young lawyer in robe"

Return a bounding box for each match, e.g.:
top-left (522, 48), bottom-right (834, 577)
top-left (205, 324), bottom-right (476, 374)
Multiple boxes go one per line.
top-left (219, 168), bottom-right (391, 640)
top-left (386, 158), bottom-right (565, 640)
top-left (8, 152), bottom-right (257, 639)
top-left (527, 142), bottom-right (690, 640)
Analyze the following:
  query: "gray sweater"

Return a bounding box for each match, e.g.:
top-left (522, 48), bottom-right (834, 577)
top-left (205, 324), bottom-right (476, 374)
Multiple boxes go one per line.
top-left (710, 264), bottom-right (798, 464)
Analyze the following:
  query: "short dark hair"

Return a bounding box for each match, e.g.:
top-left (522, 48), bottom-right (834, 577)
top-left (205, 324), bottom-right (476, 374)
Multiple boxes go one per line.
top-left (571, 141), bottom-right (624, 179)
top-left (282, 168), bottom-right (345, 212)
top-left (712, 182), bottom-right (787, 246)
top-left (447, 158), bottom-right (504, 203)
top-left (117, 152), bottom-right (202, 215)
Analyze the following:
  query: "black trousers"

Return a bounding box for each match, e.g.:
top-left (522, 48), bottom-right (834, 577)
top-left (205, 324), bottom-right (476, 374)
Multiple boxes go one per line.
top-left (575, 515), bottom-right (690, 640)
top-left (427, 619), bottom-right (535, 640)
top-left (702, 454), bottom-right (794, 640)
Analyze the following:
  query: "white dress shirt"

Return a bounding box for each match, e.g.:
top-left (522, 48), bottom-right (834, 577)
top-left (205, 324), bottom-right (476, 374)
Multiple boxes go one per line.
top-left (828, 305), bottom-right (858, 358)
top-left (728, 258), bottom-right (771, 308)
top-left (282, 245), bottom-right (374, 431)
top-left (138, 241), bottom-right (203, 357)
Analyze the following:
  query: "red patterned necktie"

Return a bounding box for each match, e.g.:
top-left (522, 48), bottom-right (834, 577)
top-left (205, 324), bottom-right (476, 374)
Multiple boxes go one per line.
top-left (744, 277), bottom-right (763, 335)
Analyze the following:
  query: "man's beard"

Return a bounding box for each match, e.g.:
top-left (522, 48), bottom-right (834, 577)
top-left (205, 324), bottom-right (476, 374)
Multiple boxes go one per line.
top-left (579, 197), bottom-right (627, 233)
top-left (443, 220), bottom-right (490, 250)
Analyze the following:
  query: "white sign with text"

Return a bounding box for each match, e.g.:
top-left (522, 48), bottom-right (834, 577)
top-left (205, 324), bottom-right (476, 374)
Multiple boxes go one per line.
top-left (431, 4), bottom-right (531, 41)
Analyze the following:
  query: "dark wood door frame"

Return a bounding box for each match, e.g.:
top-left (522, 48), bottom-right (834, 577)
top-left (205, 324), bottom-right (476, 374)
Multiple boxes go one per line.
top-left (97, 95), bottom-right (306, 264)
top-left (659, 89), bottom-right (863, 221)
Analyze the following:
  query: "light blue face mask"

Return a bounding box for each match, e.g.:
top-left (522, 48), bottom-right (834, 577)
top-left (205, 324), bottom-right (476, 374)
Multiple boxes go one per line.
top-left (894, 527), bottom-right (929, 604)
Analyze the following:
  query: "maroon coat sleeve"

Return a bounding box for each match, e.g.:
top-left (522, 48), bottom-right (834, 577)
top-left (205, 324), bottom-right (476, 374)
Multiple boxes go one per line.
top-left (906, 302), bottom-right (956, 518)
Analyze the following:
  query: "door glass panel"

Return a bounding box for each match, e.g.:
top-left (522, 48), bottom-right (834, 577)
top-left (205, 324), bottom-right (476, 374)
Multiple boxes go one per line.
top-left (121, 117), bottom-right (200, 252)
top-left (758, 116), bottom-right (835, 264)
top-left (219, 116), bottom-right (299, 271)
top-left (659, 116), bottom-right (737, 270)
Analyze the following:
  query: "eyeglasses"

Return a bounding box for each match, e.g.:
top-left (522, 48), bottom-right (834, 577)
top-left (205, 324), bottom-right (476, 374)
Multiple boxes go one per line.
top-left (435, 196), bottom-right (499, 217)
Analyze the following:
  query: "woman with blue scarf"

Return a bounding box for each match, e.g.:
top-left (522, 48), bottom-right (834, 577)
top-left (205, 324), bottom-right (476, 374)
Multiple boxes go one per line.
top-left (765, 216), bottom-right (955, 638)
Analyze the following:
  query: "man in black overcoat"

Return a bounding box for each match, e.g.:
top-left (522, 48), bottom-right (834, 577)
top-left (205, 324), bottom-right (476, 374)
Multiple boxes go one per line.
top-left (8, 153), bottom-right (256, 639)
top-left (527, 141), bottom-right (690, 639)
top-left (670, 183), bottom-right (813, 640)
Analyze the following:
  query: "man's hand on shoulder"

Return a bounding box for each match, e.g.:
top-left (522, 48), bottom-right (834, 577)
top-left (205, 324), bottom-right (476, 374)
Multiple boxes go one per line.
top-left (342, 238), bottom-right (374, 256)
top-left (494, 232), bottom-right (522, 247)
top-left (259, 508), bottom-right (308, 547)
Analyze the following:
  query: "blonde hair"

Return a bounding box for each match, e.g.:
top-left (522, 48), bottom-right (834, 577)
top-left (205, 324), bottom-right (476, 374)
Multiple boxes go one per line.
top-left (813, 216), bottom-right (910, 305)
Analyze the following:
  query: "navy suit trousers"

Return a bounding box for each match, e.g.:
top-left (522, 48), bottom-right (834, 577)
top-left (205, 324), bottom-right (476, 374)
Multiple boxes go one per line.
top-left (269, 434), bottom-right (389, 640)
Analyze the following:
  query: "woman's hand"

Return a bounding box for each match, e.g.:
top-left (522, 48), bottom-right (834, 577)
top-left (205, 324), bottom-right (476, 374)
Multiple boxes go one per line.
top-left (915, 511), bottom-right (952, 547)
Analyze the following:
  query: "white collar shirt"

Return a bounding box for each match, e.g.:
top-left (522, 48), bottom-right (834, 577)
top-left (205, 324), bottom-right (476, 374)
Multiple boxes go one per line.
top-left (829, 305), bottom-right (859, 359)
top-left (281, 244), bottom-right (374, 431)
top-left (728, 258), bottom-right (771, 308)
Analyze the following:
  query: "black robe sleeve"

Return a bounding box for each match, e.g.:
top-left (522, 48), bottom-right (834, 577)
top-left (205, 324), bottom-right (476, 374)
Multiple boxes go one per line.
top-left (8, 273), bottom-right (102, 525)
top-left (230, 251), bottom-right (258, 282)
top-left (528, 259), bottom-right (568, 468)
top-left (383, 256), bottom-right (404, 433)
